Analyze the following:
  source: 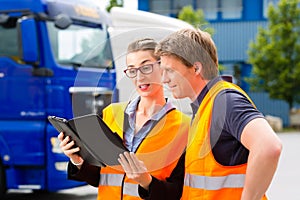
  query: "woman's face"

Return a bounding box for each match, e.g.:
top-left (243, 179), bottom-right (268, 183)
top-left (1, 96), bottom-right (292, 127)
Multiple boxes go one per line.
top-left (125, 50), bottom-right (163, 98)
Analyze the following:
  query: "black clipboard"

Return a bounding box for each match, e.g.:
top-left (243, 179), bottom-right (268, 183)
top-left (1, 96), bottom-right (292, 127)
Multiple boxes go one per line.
top-left (48, 114), bottom-right (128, 166)
top-left (48, 115), bottom-right (106, 167)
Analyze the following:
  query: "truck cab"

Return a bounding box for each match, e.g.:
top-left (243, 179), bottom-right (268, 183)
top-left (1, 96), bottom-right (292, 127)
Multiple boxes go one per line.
top-left (0, 0), bottom-right (115, 196)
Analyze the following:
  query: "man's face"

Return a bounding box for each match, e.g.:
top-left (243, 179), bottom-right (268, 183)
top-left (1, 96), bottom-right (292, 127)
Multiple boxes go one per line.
top-left (160, 55), bottom-right (195, 100)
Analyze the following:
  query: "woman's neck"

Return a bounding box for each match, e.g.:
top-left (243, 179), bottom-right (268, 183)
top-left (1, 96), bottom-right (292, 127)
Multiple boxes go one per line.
top-left (137, 95), bottom-right (166, 117)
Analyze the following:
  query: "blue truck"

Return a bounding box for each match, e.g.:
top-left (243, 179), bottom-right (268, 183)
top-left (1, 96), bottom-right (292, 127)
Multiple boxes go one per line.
top-left (0, 0), bottom-right (116, 196)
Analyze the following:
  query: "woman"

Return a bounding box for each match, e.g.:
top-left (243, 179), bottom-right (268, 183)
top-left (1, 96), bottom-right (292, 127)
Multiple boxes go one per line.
top-left (58, 38), bottom-right (190, 200)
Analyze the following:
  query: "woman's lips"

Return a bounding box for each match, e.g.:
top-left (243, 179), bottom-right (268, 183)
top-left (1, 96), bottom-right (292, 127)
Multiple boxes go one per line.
top-left (139, 84), bottom-right (150, 91)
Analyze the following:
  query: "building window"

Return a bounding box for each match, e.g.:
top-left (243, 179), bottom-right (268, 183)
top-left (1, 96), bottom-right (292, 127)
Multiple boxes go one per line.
top-left (263, 0), bottom-right (279, 18)
top-left (197, 0), bottom-right (218, 20)
top-left (173, 0), bottom-right (193, 17)
top-left (150, 0), bottom-right (171, 16)
top-left (221, 0), bottom-right (242, 19)
top-left (197, 0), bottom-right (243, 20)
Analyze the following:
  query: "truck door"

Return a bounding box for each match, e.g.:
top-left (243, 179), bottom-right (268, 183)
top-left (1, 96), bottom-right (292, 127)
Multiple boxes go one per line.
top-left (0, 17), bottom-right (46, 119)
top-left (0, 16), bottom-right (46, 189)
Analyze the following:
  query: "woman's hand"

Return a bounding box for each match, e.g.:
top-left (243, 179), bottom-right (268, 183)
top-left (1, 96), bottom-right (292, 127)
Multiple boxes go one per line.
top-left (118, 152), bottom-right (152, 190)
top-left (58, 132), bottom-right (83, 167)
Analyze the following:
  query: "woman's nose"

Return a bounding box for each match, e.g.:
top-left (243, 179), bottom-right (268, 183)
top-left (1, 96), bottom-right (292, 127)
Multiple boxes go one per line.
top-left (136, 70), bottom-right (145, 80)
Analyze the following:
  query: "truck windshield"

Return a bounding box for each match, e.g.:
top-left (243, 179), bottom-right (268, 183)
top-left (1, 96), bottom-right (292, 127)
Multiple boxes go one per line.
top-left (47, 22), bottom-right (113, 69)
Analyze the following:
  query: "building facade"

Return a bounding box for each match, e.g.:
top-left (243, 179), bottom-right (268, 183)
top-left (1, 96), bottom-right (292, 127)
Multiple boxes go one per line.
top-left (138, 0), bottom-right (290, 126)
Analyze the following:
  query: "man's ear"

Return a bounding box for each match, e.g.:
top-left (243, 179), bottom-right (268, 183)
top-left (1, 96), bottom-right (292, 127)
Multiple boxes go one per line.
top-left (193, 62), bottom-right (202, 75)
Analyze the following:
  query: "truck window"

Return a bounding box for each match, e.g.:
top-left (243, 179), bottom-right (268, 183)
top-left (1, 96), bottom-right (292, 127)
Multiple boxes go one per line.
top-left (47, 22), bottom-right (113, 69)
top-left (0, 17), bottom-right (18, 57)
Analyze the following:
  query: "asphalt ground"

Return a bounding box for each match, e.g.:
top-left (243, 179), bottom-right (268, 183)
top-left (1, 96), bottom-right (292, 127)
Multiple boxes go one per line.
top-left (266, 132), bottom-right (300, 199)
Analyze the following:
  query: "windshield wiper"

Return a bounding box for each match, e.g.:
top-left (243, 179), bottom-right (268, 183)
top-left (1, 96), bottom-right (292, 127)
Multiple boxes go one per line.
top-left (59, 61), bottom-right (83, 69)
top-left (59, 61), bottom-right (113, 70)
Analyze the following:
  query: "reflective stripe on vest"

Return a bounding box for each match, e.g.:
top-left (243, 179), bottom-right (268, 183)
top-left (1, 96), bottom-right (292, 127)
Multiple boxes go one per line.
top-left (99, 174), bottom-right (124, 186)
top-left (100, 174), bottom-right (139, 197)
top-left (123, 182), bottom-right (139, 197)
top-left (184, 173), bottom-right (245, 190)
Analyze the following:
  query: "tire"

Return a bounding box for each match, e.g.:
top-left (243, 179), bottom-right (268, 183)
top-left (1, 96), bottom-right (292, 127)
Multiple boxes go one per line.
top-left (0, 162), bottom-right (6, 198)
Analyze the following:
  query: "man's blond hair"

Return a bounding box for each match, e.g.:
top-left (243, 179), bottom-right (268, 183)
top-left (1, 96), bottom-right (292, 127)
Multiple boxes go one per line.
top-left (156, 28), bottom-right (218, 79)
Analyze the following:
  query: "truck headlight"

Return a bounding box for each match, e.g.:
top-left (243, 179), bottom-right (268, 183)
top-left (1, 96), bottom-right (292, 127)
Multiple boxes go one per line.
top-left (55, 162), bottom-right (68, 171)
top-left (50, 137), bottom-right (63, 153)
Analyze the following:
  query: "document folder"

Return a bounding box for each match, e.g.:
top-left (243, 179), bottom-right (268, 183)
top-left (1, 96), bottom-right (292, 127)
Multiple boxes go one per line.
top-left (48, 114), bottom-right (128, 166)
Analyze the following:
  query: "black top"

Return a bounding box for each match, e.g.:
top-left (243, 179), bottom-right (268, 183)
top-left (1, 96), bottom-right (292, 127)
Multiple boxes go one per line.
top-left (191, 77), bottom-right (264, 166)
top-left (68, 152), bottom-right (185, 200)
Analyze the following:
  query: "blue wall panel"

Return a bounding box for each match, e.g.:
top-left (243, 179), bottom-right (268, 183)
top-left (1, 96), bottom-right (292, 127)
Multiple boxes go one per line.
top-left (249, 92), bottom-right (289, 126)
top-left (210, 21), bottom-right (268, 62)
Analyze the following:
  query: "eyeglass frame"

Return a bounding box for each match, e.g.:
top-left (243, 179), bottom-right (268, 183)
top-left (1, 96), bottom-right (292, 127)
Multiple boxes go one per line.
top-left (123, 60), bottom-right (161, 78)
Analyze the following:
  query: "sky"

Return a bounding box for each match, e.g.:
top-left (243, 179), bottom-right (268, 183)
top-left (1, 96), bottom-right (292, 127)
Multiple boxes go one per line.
top-left (123, 0), bottom-right (138, 9)
top-left (96, 0), bottom-right (138, 10)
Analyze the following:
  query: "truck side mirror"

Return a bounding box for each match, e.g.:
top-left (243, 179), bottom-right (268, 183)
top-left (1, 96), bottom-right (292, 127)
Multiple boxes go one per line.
top-left (0, 14), bottom-right (9, 25)
top-left (18, 17), bottom-right (39, 63)
top-left (54, 14), bottom-right (72, 29)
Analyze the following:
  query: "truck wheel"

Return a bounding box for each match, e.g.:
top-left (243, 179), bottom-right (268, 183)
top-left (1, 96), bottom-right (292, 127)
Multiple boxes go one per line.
top-left (0, 162), bottom-right (6, 198)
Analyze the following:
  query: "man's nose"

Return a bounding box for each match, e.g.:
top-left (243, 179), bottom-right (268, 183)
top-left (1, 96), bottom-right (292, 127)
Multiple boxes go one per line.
top-left (162, 70), bottom-right (170, 84)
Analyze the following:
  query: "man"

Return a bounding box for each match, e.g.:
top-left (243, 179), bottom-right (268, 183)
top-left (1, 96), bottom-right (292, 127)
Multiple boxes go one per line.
top-left (155, 28), bottom-right (282, 200)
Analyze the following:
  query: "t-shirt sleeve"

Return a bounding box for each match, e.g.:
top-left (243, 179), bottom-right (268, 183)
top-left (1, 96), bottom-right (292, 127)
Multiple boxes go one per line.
top-left (213, 89), bottom-right (265, 141)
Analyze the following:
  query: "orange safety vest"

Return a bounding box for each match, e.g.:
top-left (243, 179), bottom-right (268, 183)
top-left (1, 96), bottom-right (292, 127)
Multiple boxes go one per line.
top-left (97, 102), bottom-right (190, 200)
top-left (182, 81), bottom-right (267, 200)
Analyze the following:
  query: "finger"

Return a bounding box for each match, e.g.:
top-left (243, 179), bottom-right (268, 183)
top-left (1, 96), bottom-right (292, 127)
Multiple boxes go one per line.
top-left (124, 152), bottom-right (138, 172)
top-left (61, 140), bottom-right (77, 155)
top-left (130, 152), bottom-right (140, 165)
top-left (130, 153), bottom-right (144, 168)
top-left (59, 135), bottom-right (70, 148)
top-left (58, 132), bottom-right (64, 141)
top-left (63, 140), bottom-right (76, 151)
top-left (130, 152), bottom-right (147, 173)
top-left (64, 147), bottom-right (80, 156)
top-left (118, 153), bottom-right (132, 173)
top-left (118, 154), bottom-right (126, 166)
top-left (118, 157), bottom-right (134, 179)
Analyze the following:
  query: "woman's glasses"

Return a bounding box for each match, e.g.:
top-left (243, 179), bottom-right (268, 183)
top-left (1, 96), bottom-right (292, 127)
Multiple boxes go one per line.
top-left (124, 60), bottom-right (161, 78)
